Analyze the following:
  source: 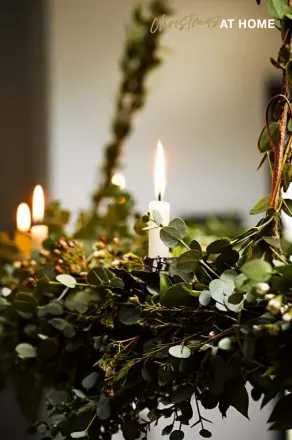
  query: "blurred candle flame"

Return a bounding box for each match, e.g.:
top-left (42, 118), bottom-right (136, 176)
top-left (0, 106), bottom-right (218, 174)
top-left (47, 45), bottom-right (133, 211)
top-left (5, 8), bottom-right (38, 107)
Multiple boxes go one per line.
top-left (154, 139), bottom-right (166, 200)
top-left (32, 185), bottom-right (45, 222)
top-left (111, 173), bottom-right (126, 190)
top-left (17, 203), bottom-right (31, 232)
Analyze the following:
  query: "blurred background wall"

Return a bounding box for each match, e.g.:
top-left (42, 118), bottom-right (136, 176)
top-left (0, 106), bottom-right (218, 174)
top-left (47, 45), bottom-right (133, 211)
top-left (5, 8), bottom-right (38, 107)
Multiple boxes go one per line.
top-left (0, 0), bottom-right (48, 233)
top-left (48, 0), bottom-right (279, 229)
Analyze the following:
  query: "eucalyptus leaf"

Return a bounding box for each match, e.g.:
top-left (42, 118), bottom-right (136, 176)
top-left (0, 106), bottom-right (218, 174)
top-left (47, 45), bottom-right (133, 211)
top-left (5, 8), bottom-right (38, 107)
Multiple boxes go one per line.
top-left (171, 386), bottom-right (193, 403)
top-left (110, 277), bottom-right (124, 288)
top-left (241, 259), bottom-right (272, 282)
top-left (71, 431), bottom-right (87, 438)
top-left (190, 240), bottom-right (202, 256)
top-left (168, 218), bottom-right (187, 239)
top-left (16, 343), bottom-right (37, 359)
top-left (160, 283), bottom-right (191, 307)
top-left (169, 345), bottom-right (191, 359)
top-left (170, 431), bottom-right (184, 440)
top-left (282, 199), bottom-right (292, 217)
top-left (209, 279), bottom-right (225, 302)
top-left (199, 290), bottom-right (212, 306)
top-left (257, 121), bottom-right (279, 153)
top-left (249, 195), bottom-right (270, 215)
top-left (44, 302), bottom-right (63, 316)
top-left (87, 267), bottom-right (114, 286)
top-left (56, 274), bottom-right (77, 289)
top-left (118, 305), bottom-right (140, 325)
top-left (267, 0), bottom-right (284, 19)
top-left (160, 226), bottom-right (182, 248)
top-left (199, 429), bottom-right (212, 438)
top-left (96, 395), bottom-right (111, 420)
top-left (262, 236), bottom-right (281, 249)
top-left (206, 238), bottom-right (230, 254)
top-left (218, 338), bottom-right (233, 351)
top-left (49, 318), bottom-right (68, 331)
top-left (13, 293), bottom-right (37, 315)
top-left (82, 372), bottom-right (99, 390)
top-left (177, 249), bottom-right (201, 273)
top-left (160, 273), bottom-right (172, 294)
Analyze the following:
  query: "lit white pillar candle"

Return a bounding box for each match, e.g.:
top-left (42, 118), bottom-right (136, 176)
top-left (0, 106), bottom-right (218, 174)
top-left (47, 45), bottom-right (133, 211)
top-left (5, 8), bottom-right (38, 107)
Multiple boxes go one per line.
top-left (15, 203), bottom-right (32, 259)
top-left (148, 140), bottom-right (170, 258)
top-left (31, 185), bottom-right (48, 252)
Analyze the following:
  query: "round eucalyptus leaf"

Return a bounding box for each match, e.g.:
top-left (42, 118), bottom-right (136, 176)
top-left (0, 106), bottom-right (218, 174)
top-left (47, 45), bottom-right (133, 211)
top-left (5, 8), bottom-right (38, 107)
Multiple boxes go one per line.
top-left (49, 318), bottom-right (68, 331)
top-left (82, 372), bottom-right (98, 389)
top-left (160, 283), bottom-right (191, 307)
top-left (171, 385), bottom-right (193, 403)
top-left (56, 274), bottom-right (77, 288)
top-left (45, 302), bottom-right (63, 316)
top-left (215, 302), bottom-right (228, 312)
top-left (209, 279), bottom-right (225, 302)
top-left (206, 238), bottom-right (230, 254)
top-left (170, 431), bottom-right (184, 440)
top-left (110, 277), bottom-right (124, 288)
top-left (160, 226), bottom-right (182, 248)
top-left (228, 293), bottom-right (243, 305)
top-left (199, 290), bottom-right (211, 306)
top-left (241, 259), bottom-right (272, 282)
top-left (218, 338), bottom-right (233, 351)
top-left (162, 424), bottom-right (173, 435)
top-left (169, 345), bottom-right (191, 359)
top-left (190, 240), bottom-right (202, 255)
top-left (13, 293), bottom-right (38, 314)
top-left (16, 343), bottom-right (37, 359)
top-left (199, 429), bottom-right (212, 438)
top-left (118, 305), bottom-right (140, 325)
top-left (63, 323), bottom-right (75, 338)
top-left (177, 249), bottom-right (201, 273)
top-left (71, 432), bottom-right (87, 439)
top-left (96, 395), bottom-right (111, 420)
top-left (168, 218), bottom-right (187, 239)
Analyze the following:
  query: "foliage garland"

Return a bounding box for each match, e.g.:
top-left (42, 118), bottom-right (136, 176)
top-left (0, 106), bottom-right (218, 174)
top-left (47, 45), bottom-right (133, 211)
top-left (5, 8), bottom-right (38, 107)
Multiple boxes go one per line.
top-left (2, 1), bottom-right (292, 440)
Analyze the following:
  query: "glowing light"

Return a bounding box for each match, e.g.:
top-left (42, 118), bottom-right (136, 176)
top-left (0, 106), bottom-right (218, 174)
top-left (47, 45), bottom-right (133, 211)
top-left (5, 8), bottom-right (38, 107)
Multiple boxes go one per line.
top-left (16, 203), bottom-right (31, 232)
top-left (32, 185), bottom-right (45, 222)
top-left (111, 173), bottom-right (126, 190)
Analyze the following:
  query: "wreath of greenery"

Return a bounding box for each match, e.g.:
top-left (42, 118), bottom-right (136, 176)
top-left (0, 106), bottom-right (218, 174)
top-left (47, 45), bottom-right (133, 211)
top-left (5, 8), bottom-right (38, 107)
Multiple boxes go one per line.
top-left (1, 1), bottom-right (292, 439)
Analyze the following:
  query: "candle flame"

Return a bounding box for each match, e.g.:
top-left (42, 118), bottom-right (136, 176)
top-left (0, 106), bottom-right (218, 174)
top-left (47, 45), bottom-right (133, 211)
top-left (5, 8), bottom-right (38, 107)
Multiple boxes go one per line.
top-left (154, 139), bottom-right (166, 200)
top-left (111, 173), bottom-right (126, 190)
top-left (17, 203), bottom-right (31, 232)
top-left (32, 185), bottom-right (45, 222)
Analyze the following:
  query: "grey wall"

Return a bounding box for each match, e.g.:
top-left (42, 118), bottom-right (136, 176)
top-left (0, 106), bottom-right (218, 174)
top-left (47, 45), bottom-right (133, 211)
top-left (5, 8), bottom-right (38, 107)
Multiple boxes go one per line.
top-left (0, 0), bottom-right (48, 233)
top-left (48, 0), bottom-right (279, 229)
top-left (0, 1), bottom-right (48, 439)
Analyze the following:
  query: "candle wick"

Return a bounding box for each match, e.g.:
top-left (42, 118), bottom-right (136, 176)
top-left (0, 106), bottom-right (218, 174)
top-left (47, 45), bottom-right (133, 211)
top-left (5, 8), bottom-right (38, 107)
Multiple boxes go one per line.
top-left (158, 193), bottom-right (161, 202)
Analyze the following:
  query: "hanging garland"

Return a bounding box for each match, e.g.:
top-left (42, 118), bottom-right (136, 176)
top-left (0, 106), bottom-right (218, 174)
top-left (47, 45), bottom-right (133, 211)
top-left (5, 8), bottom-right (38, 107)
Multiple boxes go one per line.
top-left (91, 0), bottom-right (172, 214)
top-left (1, 1), bottom-right (292, 440)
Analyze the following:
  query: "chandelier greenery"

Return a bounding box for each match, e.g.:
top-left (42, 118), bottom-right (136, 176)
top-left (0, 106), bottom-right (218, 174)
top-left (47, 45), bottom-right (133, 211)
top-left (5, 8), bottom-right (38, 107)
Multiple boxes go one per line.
top-left (1, 1), bottom-right (292, 439)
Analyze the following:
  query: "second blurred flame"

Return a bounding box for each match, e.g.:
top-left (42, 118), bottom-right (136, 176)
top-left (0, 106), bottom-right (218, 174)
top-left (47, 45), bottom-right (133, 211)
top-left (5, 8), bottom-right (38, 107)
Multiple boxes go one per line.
top-left (17, 203), bottom-right (31, 232)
